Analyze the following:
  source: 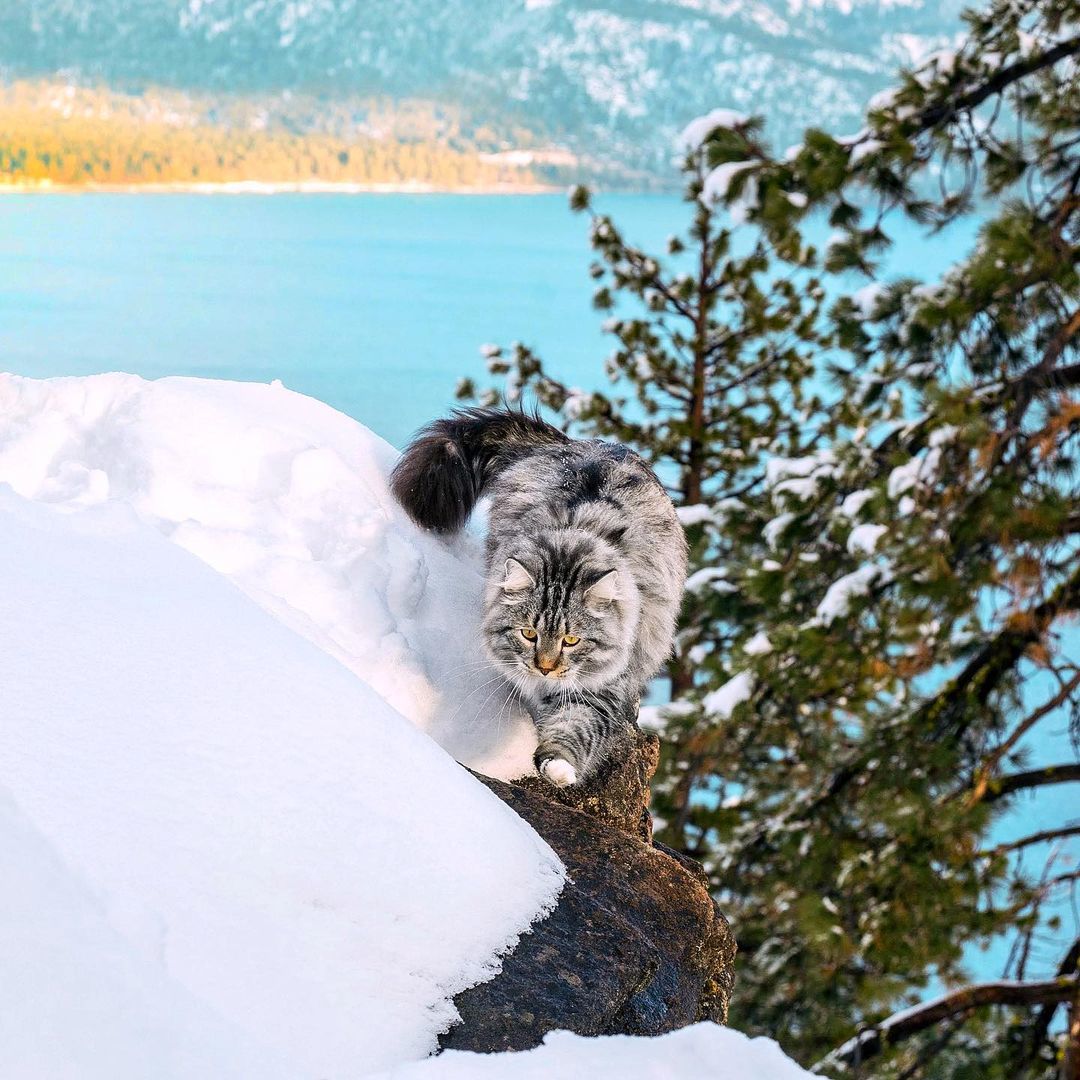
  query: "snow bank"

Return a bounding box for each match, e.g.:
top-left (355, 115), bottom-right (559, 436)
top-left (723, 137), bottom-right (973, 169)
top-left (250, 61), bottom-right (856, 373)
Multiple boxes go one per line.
top-left (0, 487), bottom-right (563, 1076)
top-left (0, 372), bottom-right (815, 1080)
top-left (0, 787), bottom-right (287, 1080)
top-left (0, 373), bottom-right (536, 779)
top-left (372, 1024), bottom-right (814, 1079)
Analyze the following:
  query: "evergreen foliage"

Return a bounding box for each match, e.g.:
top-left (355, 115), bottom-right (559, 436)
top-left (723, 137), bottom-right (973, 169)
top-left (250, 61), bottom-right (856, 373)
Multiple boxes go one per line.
top-left (460, 1), bottom-right (1080, 1075)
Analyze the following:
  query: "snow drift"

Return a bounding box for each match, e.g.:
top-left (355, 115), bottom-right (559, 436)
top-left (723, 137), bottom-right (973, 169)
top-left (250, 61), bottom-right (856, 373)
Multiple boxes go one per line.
top-left (374, 1024), bottom-right (815, 1078)
top-left (0, 372), bottom-right (537, 778)
top-left (0, 486), bottom-right (563, 1077)
top-left (0, 373), bottom-right (563, 1077)
top-left (0, 372), bottom-right (813, 1079)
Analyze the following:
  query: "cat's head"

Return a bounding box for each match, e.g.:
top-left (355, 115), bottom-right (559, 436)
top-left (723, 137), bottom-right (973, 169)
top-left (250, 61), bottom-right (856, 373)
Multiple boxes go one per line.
top-left (482, 532), bottom-right (639, 694)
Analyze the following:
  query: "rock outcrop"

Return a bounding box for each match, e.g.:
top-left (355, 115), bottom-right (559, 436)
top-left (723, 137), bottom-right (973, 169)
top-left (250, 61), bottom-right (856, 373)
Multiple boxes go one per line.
top-left (440, 731), bottom-right (736, 1053)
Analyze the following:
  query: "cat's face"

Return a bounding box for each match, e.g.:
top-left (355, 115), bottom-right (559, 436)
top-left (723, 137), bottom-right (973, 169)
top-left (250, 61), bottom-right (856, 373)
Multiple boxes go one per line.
top-left (483, 551), bottom-right (635, 695)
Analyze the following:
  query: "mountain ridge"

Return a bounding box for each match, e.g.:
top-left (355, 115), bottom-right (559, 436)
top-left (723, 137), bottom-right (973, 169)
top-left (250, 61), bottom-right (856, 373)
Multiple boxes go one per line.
top-left (0, 0), bottom-right (967, 178)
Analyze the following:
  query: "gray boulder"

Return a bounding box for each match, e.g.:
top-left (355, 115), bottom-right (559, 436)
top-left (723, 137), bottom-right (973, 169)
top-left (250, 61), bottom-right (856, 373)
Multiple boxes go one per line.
top-left (440, 731), bottom-right (736, 1053)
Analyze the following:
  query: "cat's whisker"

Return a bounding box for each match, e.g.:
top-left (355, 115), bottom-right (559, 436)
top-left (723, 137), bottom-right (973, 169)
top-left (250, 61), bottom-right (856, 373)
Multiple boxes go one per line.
top-left (459, 659), bottom-right (520, 672)
top-left (471, 670), bottom-right (520, 727)
top-left (444, 672), bottom-right (514, 726)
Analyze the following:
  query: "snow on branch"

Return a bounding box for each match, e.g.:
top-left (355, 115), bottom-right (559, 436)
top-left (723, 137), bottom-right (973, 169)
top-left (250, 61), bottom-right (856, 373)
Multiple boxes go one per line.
top-left (677, 108), bottom-right (749, 151)
top-left (703, 671), bottom-right (755, 720)
top-left (813, 565), bottom-right (883, 625)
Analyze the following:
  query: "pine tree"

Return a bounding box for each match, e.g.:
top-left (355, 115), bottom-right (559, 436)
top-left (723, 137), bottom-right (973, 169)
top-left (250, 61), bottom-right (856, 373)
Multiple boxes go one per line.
top-left (461, 1), bottom-right (1079, 1075)
top-left (458, 118), bottom-right (833, 702)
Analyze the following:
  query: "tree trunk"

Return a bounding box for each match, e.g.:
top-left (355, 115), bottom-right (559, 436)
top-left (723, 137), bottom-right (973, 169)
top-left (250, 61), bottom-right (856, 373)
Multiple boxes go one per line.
top-left (1065, 990), bottom-right (1080, 1080)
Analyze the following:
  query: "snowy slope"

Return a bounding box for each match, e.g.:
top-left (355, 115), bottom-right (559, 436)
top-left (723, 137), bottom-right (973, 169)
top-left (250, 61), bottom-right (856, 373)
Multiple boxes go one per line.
top-left (0, 788), bottom-right (289, 1080)
top-left (0, 372), bottom-right (538, 779)
top-left (0, 372), bottom-right (818, 1079)
top-left (0, 485), bottom-right (563, 1076)
top-left (0, 786), bottom-right (300, 1080)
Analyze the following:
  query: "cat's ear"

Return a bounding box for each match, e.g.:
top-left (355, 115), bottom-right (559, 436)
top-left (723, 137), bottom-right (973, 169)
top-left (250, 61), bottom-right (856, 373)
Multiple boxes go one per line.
top-left (500, 558), bottom-right (535, 601)
top-left (584, 569), bottom-right (621, 612)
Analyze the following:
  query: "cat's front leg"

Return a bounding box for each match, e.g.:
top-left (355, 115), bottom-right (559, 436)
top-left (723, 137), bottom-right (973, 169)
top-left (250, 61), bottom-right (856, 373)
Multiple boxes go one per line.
top-left (532, 690), bottom-right (636, 788)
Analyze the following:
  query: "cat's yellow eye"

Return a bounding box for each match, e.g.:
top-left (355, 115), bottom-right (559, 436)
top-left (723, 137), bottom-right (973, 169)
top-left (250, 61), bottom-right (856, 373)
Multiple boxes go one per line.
top-left (563, 635), bottom-right (580, 646)
top-left (520, 628), bottom-right (538, 641)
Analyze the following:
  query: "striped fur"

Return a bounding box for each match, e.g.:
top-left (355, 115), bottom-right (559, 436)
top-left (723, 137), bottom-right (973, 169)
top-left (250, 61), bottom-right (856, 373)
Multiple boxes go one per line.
top-left (393, 407), bottom-right (687, 785)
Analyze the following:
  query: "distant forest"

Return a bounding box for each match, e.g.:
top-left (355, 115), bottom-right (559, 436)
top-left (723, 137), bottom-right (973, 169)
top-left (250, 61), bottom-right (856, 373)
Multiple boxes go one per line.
top-left (0, 81), bottom-right (582, 189)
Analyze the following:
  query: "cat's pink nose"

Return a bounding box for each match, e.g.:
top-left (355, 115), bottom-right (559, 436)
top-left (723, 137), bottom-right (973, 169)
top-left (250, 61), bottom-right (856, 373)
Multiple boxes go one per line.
top-left (536, 656), bottom-right (558, 674)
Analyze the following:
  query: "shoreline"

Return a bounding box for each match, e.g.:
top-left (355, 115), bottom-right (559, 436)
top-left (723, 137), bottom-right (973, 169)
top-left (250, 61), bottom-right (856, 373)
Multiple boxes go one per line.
top-left (0, 178), bottom-right (571, 196)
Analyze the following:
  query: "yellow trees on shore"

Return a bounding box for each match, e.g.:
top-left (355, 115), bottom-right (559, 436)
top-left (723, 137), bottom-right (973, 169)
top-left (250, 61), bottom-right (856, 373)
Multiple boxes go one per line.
top-left (0, 81), bottom-right (562, 190)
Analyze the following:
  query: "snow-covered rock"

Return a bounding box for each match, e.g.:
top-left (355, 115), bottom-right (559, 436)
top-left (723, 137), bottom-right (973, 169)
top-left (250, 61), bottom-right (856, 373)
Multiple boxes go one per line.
top-left (0, 372), bottom-right (814, 1079)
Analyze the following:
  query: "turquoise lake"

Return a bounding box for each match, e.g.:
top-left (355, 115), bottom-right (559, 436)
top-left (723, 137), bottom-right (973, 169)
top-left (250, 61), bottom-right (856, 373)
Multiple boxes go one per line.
top-left (2, 192), bottom-right (1071, 981)
top-left (1, 191), bottom-right (974, 449)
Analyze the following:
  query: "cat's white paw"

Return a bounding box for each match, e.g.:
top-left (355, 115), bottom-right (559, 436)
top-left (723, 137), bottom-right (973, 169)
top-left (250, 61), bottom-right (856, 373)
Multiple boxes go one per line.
top-left (540, 757), bottom-right (578, 788)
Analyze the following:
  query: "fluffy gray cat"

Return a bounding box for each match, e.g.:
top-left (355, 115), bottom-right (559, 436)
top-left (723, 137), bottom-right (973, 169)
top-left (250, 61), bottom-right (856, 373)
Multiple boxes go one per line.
top-left (391, 407), bottom-right (687, 787)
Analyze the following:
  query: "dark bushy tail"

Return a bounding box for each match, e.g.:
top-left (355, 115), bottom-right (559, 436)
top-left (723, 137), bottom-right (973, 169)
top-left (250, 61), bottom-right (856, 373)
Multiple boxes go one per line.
top-left (391, 406), bottom-right (569, 532)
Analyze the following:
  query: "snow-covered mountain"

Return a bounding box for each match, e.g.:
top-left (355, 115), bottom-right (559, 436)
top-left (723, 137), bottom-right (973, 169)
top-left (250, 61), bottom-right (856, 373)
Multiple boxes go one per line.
top-left (0, 0), bottom-right (965, 173)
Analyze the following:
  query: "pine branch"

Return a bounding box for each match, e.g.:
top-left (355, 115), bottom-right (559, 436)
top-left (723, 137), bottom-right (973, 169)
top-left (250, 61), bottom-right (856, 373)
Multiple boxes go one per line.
top-left (915, 36), bottom-right (1080, 133)
top-left (970, 670), bottom-right (1080, 802)
top-left (981, 823), bottom-right (1080, 857)
top-left (1039, 315), bottom-right (1080, 373)
top-left (817, 975), bottom-right (1080, 1072)
top-left (1047, 870), bottom-right (1080, 891)
top-left (893, 1015), bottom-right (967, 1080)
top-left (981, 763), bottom-right (1080, 804)
top-left (1006, 358), bottom-right (1080, 401)
top-left (928, 560), bottom-right (1080, 744)
top-left (1027, 939), bottom-right (1080, 1060)
top-left (999, 318), bottom-right (1080, 443)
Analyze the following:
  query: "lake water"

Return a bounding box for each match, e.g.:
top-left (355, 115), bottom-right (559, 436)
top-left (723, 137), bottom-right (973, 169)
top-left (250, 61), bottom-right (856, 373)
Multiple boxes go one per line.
top-left (2, 192), bottom-right (1069, 982)
top-left (2, 193), bottom-right (679, 448)
top-left (1, 192), bottom-right (974, 449)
